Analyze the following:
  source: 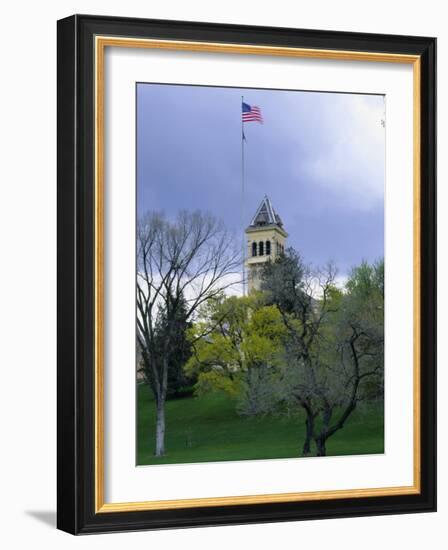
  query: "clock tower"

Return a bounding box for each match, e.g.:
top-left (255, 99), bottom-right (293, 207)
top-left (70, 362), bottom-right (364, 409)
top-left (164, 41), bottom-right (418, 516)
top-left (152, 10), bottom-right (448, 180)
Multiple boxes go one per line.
top-left (245, 196), bottom-right (288, 293)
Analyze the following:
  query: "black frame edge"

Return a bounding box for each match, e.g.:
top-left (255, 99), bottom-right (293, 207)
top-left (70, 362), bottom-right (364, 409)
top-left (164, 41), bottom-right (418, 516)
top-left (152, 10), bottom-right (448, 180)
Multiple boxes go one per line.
top-left (419, 36), bottom-right (437, 514)
top-left (57, 14), bottom-right (79, 535)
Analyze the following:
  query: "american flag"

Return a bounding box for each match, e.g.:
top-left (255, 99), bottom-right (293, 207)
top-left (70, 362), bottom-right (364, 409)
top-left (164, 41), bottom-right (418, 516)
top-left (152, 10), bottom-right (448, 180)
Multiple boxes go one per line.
top-left (242, 102), bottom-right (263, 123)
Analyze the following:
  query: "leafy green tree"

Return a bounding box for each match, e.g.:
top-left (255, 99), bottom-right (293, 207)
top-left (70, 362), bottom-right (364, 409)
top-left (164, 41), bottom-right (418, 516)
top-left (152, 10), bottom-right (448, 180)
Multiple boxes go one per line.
top-left (341, 260), bottom-right (384, 402)
top-left (185, 293), bottom-right (287, 415)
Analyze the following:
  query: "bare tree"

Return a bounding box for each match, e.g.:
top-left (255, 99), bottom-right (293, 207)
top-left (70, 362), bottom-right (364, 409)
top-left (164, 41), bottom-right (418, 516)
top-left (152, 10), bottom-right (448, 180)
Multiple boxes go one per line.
top-left (261, 250), bottom-right (384, 456)
top-left (137, 210), bottom-right (241, 456)
top-left (308, 260), bottom-right (384, 455)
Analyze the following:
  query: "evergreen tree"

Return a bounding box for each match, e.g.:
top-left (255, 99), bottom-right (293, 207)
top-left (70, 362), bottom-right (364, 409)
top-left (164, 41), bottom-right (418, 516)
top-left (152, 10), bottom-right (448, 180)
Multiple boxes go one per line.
top-left (142, 292), bottom-right (195, 400)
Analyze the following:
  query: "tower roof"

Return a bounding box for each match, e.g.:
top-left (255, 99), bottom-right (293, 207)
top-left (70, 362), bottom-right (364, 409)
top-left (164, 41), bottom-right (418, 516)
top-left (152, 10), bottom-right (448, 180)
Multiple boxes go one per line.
top-left (249, 196), bottom-right (283, 228)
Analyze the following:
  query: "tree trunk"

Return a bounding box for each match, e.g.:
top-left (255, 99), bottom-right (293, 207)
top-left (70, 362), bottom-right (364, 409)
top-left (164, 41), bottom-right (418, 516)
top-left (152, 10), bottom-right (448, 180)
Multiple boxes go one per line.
top-left (315, 437), bottom-right (326, 457)
top-left (302, 413), bottom-right (314, 456)
top-left (154, 399), bottom-right (166, 457)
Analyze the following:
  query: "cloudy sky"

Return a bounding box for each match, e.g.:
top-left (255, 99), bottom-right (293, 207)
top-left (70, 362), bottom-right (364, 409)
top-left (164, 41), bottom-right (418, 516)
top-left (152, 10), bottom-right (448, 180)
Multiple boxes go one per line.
top-left (137, 83), bottom-right (385, 278)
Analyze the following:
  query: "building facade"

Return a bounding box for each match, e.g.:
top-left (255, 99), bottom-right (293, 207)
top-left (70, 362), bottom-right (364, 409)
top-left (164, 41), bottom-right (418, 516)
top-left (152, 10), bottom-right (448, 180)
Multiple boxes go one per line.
top-left (245, 196), bottom-right (288, 293)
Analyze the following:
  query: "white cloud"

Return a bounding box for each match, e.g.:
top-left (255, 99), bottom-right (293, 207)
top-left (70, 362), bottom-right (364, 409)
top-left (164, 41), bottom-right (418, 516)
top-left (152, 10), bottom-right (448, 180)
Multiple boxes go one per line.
top-left (294, 94), bottom-right (385, 210)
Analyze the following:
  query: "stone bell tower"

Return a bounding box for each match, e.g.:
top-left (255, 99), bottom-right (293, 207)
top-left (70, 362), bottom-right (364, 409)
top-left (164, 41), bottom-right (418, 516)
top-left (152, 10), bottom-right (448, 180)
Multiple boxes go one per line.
top-left (245, 196), bottom-right (288, 293)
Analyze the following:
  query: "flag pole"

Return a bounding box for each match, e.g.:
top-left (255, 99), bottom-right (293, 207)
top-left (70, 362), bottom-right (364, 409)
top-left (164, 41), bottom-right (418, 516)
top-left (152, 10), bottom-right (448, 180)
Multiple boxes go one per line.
top-left (241, 95), bottom-right (246, 295)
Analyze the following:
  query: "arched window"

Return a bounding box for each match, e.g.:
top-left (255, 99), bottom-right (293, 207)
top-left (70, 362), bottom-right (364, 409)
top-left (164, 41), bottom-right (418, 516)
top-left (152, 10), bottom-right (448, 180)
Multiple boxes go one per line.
top-left (259, 241), bottom-right (264, 256)
top-left (252, 242), bottom-right (257, 257)
top-left (266, 240), bottom-right (271, 255)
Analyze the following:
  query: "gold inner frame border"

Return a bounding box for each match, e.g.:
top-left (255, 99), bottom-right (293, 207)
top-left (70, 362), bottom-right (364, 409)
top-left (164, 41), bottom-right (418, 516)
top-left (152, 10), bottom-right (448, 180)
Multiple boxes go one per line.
top-left (94, 35), bottom-right (421, 513)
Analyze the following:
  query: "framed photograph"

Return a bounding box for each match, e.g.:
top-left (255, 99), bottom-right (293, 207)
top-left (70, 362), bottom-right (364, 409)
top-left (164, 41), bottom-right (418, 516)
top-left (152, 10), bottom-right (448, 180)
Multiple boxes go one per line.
top-left (57, 15), bottom-right (436, 534)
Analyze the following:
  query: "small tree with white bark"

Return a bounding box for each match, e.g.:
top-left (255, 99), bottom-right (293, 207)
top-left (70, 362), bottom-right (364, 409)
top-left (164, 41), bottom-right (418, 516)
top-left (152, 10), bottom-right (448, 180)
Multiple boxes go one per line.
top-left (137, 210), bottom-right (241, 457)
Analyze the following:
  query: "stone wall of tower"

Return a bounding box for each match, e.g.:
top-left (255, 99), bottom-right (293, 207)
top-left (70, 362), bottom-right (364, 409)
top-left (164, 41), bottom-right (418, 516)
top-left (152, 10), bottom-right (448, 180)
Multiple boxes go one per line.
top-left (245, 226), bottom-right (287, 293)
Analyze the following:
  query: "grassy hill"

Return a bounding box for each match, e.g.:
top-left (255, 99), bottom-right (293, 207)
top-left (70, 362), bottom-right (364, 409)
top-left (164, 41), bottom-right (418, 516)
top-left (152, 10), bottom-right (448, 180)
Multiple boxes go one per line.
top-left (137, 383), bottom-right (384, 466)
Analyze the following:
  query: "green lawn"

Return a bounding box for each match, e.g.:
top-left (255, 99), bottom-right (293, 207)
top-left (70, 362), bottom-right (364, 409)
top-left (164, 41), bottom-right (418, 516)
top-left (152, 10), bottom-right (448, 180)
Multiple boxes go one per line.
top-left (137, 383), bottom-right (384, 465)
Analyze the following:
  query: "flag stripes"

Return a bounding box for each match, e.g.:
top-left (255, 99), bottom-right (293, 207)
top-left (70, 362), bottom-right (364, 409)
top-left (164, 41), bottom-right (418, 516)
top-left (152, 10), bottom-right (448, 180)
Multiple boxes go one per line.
top-left (242, 102), bottom-right (263, 123)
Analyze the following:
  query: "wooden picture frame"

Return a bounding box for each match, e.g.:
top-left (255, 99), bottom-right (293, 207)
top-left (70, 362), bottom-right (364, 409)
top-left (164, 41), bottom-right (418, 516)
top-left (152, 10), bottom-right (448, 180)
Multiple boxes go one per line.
top-left (57, 14), bottom-right (436, 534)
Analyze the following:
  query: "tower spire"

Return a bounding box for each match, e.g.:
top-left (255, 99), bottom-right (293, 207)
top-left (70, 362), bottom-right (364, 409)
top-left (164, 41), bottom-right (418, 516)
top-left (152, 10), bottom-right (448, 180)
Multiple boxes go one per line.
top-left (249, 195), bottom-right (284, 228)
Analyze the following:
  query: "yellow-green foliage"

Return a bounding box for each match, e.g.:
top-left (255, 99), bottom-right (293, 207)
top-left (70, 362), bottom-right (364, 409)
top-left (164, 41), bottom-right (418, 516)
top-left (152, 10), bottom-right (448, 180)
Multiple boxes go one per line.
top-left (185, 294), bottom-right (286, 397)
top-left (195, 370), bottom-right (241, 397)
